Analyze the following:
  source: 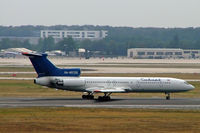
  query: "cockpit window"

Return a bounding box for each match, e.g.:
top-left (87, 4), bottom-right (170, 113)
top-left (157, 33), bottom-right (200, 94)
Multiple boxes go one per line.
top-left (184, 81), bottom-right (189, 85)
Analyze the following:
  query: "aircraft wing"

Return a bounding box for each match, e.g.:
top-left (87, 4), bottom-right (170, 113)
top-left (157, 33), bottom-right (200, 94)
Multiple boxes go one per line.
top-left (86, 87), bottom-right (130, 93)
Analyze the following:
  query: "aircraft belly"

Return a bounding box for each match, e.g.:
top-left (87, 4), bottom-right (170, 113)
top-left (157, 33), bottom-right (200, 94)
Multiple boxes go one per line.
top-left (57, 86), bottom-right (86, 92)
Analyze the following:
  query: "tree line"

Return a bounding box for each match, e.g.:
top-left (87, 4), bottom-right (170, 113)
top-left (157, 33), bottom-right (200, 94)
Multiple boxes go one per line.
top-left (0, 25), bottom-right (200, 56)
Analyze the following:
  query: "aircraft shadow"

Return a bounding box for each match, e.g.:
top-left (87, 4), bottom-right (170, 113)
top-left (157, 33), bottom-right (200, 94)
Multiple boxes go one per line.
top-left (20, 98), bottom-right (82, 101)
top-left (19, 97), bottom-right (189, 103)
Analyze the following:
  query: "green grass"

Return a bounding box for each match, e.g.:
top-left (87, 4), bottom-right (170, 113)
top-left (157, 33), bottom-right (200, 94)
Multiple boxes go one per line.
top-left (0, 67), bottom-right (34, 72)
top-left (0, 108), bottom-right (200, 133)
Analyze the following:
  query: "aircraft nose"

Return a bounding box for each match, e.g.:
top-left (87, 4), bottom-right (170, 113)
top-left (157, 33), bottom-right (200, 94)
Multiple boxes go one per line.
top-left (188, 84), bottom-right (195, 90)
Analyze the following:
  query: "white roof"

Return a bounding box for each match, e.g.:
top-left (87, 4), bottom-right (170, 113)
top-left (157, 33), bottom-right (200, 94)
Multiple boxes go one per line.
top-left (129, 48), bottom-right (182, 51)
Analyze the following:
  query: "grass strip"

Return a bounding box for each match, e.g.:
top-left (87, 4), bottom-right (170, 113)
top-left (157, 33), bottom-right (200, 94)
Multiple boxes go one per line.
top-left (0, 108), bottom-right (199, 133)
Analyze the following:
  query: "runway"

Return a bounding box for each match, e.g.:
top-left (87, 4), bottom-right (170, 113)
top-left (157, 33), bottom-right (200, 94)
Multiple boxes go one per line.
top-left (0, 97), bottom-right (200, 109)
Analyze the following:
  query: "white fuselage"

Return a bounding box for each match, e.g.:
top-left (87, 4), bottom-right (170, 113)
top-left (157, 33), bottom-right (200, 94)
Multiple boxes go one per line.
top-left (34, 77), bottom-right (194, 93)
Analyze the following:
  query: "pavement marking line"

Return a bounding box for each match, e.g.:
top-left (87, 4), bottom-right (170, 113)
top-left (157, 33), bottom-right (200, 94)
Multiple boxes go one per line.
top-left (0, 102), bottom-right (30, 104)
top-left (0, 72), bottom-right (35, 74)
top-left (0, 77), bottom-right (34, 80)
top-left (63, 104), bottom-right (200, 109)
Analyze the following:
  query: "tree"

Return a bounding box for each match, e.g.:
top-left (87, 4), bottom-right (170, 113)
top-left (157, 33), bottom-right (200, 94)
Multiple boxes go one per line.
top-left (38, 37), bottom-right (55, 52)
top-left (169, 35), bottom-right (180, 48)
top-left (22, 40), bottom-right (31, 49)
top-left (78, 39), bottom-right (92, 50)
top-left (58, 37), bottom-right (76, 54)
top-left (0, 38), bottom-right (11, 49)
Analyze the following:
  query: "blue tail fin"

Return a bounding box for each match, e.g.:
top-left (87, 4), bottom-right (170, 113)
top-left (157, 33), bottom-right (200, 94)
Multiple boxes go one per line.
top-left (22, 52), bottom-right (81, 77)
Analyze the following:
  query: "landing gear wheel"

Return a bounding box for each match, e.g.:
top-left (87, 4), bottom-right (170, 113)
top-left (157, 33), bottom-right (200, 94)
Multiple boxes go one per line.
top-left (82, 95), bottom-right (87, 99)
top-left (98, 96), bottom-right (103, 101)
top-left (105, 96), bottom-right (110, 101)
top-left (166, 96), bottom-right (170, 100)
top-left (82, 95), bottom-right (94, 100)
top-left (165, 93), bottom-right (170, 100)
top-left (98, 96), bottom-right (111, 101)
top-left (88, 95), bottom-right (94, 99)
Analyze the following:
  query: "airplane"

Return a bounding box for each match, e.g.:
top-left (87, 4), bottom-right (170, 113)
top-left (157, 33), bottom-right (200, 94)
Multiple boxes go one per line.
top-left (22, 52), bottom-right (195, 101)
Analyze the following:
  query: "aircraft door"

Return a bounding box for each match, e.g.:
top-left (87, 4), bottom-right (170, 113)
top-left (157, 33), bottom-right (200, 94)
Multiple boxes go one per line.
top-left (106, 80), bottom-right (112, 88)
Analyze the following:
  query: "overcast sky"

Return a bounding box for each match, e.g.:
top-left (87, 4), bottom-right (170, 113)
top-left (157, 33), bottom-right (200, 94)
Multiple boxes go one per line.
top-left (0, 0), bottom-right (199, 27)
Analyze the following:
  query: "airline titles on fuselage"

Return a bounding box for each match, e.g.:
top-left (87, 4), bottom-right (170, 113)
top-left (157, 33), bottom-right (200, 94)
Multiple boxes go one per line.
top-left (140, 78), bottom-right (161, 82)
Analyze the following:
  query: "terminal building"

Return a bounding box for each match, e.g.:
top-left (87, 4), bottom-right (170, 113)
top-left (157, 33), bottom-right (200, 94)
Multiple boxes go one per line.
top-left (127, 48), bottom-right (200, 59)
top-left (41, 30), bottom-right (108, 40)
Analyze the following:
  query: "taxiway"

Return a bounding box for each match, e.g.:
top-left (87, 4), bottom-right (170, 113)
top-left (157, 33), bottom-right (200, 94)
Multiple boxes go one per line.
top-left (0, 97), bottom-right (200, 109)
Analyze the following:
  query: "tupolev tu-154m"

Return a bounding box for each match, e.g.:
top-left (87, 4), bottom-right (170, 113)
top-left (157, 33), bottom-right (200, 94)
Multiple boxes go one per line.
top-left (22, 52), bottom-right (194, 101)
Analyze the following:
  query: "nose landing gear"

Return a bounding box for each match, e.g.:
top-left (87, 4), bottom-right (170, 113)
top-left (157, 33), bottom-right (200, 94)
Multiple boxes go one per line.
top-left (165, 92), bottom-right (170, 100)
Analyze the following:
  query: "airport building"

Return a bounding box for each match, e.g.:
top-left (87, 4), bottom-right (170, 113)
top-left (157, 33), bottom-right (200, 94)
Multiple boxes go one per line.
top-left (40, 30), bottom-right (108, 40)
top-left (127, 48), bottom-right (200, 59)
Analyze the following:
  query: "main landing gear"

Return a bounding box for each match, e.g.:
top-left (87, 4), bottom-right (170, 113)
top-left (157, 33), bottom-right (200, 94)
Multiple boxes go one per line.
top-left (98, 93), bottom-right (112, 101)
top-left (82, 93), bottom-right (94, 100)
top-left (165, 92), bottom-right (170, 100)
top-left (82, 92), bottom-right (112, 101)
